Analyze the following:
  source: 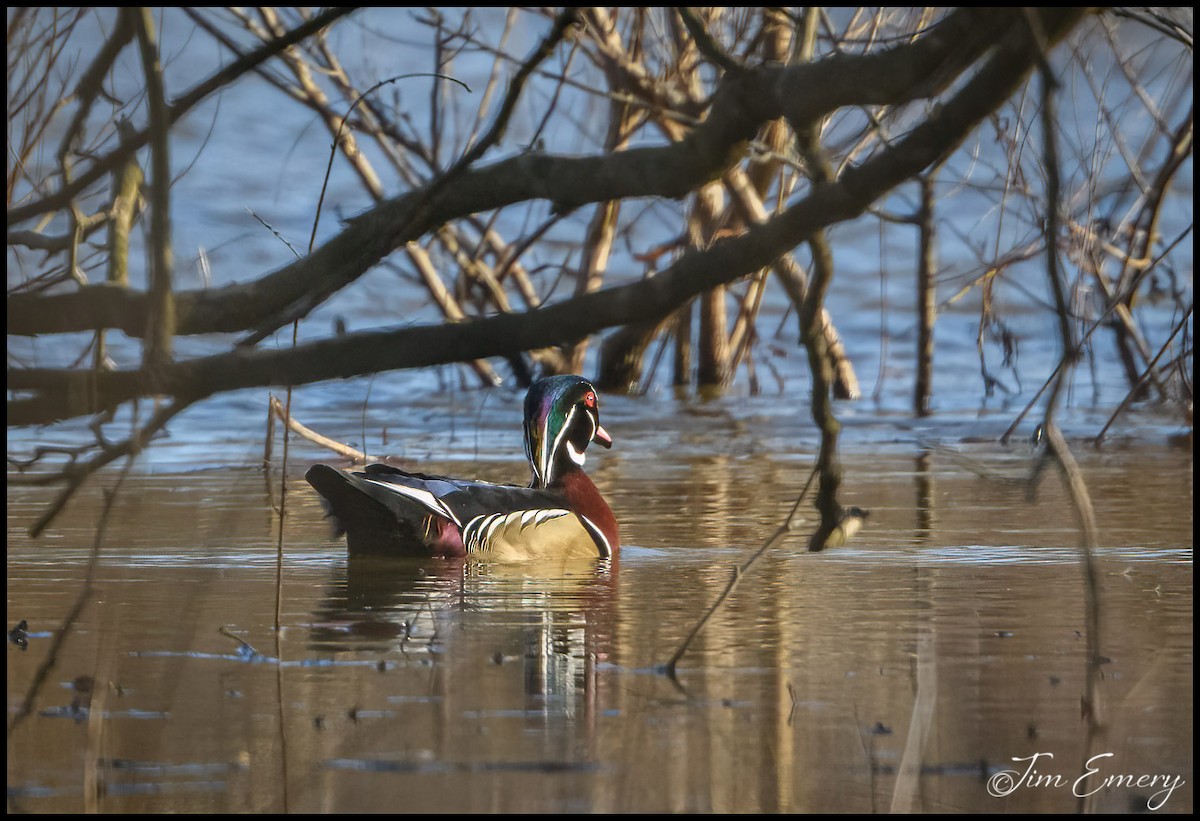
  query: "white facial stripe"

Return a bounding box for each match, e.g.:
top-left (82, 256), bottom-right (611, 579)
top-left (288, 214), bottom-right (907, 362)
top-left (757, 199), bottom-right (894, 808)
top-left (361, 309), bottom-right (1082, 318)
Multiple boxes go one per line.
top-left (544, 403), bottom-right (577, 485)
top-left (539, 408), bottom-right (551, 485)
top-left (366, 479), bottom-right (461, 526)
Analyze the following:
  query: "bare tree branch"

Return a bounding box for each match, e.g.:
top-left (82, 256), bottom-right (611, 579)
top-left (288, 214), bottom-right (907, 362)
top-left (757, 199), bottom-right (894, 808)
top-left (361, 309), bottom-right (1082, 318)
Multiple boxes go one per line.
top-left (6, 7), bottom-right (358, 226)
top-left (8, 6), bottom-right (1092, 427)
top-left (7, 8), bottom-right (1079, 343)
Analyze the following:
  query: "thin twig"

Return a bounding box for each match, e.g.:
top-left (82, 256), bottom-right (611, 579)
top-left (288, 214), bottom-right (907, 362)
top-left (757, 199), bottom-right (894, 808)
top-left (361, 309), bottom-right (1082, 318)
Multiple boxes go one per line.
top-left (1094, 306), bottom-right (1192, 443)
top-left (235, 11), bottom-right (574, 347)
top-left (9, 8), bottom-right (358, 226)
top-left (308, 72), bottom-right (469, 255)
top-left (664, 463), bottom-right (819, 680)
top-left (8, 449), bottom-right (136, 739)
top-left (28, 399), bottom-right (188, 538)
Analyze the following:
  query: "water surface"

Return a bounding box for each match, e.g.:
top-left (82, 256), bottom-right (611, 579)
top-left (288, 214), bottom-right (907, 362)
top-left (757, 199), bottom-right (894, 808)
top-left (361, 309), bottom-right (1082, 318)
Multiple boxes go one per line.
top-left (6, 9), bottom-right (1192, 813)
top-left (6, 426), bottom-right (1192, 813)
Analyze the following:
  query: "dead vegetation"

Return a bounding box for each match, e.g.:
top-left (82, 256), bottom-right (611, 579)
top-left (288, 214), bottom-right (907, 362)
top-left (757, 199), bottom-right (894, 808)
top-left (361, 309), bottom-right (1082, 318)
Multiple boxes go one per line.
top-left (7, 8), bottom-right (1192, 546)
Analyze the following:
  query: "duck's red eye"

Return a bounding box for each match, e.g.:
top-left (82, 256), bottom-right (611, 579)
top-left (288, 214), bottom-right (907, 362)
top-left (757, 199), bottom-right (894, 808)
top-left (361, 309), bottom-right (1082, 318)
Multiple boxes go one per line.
top-left (584, 391), bottom-right (596, 408)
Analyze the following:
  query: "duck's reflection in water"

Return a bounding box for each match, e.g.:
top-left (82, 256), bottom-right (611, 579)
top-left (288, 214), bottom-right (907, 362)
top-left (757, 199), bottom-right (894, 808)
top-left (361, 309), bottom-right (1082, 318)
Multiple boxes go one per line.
top-left (305, 554), bottom-right (618, 726)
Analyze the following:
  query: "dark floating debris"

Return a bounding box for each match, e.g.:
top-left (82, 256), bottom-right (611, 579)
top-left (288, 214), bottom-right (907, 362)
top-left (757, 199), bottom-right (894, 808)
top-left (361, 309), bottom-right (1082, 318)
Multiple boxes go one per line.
top-left (324, 758), bottom-right (601, 774)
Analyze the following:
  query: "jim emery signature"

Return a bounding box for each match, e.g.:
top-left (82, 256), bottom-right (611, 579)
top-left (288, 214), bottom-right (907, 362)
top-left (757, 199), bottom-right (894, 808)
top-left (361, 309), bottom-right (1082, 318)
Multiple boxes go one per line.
top-left (988, 752), bottom-right (1185, 811)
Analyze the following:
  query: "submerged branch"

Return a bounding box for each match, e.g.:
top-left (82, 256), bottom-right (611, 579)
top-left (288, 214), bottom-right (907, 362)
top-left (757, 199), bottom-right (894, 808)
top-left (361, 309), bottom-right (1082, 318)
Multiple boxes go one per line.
top-left (1028, 47), bottom-right (1105, 747)
top-left (664, 465), bottom-right (820, 680)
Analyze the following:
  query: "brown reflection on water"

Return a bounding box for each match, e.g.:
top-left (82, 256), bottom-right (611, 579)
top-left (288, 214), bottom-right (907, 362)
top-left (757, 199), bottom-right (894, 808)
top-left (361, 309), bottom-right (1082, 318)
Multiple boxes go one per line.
top-left (6, 447), bottom-right (1193, 813)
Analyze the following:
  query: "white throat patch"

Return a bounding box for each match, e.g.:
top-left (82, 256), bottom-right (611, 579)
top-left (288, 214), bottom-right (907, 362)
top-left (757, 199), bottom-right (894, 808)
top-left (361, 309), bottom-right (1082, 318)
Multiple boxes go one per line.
top-left (566, 440), bottom-right (586, 466)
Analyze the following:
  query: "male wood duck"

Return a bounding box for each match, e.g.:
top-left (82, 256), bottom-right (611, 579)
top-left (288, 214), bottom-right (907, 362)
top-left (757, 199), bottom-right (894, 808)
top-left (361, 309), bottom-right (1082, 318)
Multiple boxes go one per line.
top-left (306, 375), bottom-right (619, 560)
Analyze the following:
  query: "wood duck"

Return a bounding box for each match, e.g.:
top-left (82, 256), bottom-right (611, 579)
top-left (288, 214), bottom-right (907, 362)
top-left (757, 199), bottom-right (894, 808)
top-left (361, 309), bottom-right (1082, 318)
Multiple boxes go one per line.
top-left (306, 375), bottom-right (619, 560)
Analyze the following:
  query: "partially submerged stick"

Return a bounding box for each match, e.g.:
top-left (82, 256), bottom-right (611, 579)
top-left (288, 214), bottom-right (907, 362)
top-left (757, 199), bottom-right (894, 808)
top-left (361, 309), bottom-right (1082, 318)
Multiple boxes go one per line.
top-left (662, 465), bottom-right (869, 681)
top-left (268, 395), bottom-right (375, 464)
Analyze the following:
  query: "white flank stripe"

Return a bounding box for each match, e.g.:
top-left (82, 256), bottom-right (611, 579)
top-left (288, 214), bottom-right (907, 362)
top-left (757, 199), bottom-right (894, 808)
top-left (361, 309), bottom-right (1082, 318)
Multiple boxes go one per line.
top-left (484, 514), bottom-right (506, 543)
top-left (463, 509), bottom-right (576, 552)
top-left (464, 514), bottom-right (494, 552)
top-left (579, 514), bottom-right (612, 558)
top-left (535, 509), bottom-right (568, 525)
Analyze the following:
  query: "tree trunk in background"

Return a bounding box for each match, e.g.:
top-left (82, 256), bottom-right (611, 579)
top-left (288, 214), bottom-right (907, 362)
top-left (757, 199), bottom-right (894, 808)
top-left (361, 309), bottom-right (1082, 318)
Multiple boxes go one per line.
top-left (595, 317), bottom-right (666, 394)
top-left (692, 183), bottom-right (731, 388)
top-left (673, 302), bottom-right (693, 387)
top-left (915, 173), bottom-right (937, 416)
top-left (566, 96), bottom-right (632, 376)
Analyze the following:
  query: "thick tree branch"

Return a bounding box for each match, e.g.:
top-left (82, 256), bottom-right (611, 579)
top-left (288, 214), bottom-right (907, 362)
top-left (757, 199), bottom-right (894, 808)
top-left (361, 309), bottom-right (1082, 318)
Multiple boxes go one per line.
top-left (8, 6), bottom-right (1091, 428)
top-left (7, 8), bottom-right (1076, 341)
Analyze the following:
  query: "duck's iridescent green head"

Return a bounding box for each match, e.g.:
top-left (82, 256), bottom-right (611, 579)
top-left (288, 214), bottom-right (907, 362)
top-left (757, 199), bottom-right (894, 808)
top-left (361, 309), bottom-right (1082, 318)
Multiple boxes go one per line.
top-left (523, 375), bottom-right (612, 488)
